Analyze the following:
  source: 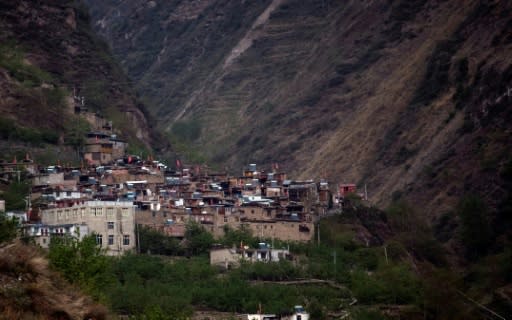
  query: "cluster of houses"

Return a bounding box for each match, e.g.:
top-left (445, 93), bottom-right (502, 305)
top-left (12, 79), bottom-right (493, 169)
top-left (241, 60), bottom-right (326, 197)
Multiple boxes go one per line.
top-left (1, 96), bottom-right (361, 256)
top-left (2, 156), bottom-right (360, 256)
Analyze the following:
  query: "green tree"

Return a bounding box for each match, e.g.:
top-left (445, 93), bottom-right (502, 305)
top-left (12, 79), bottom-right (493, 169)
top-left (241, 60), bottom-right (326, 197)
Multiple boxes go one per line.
top-left (1, 180), bottom-right (30, 211)
top-left (221, 224), bottom-right (258, 248)
top-left (184, 221), bottom-right (214, 255)
top-left (0, 211), bottom-right (18, 244)
top-left (65, 116), bottom-right (90, 148)
top-left (48, 234), bottom-right (112, 300)
top-left (139, 225), bottom-right (182, 255)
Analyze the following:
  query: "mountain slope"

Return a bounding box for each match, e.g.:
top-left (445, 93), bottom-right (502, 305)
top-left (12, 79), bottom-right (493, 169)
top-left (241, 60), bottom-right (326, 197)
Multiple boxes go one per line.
top-left (0, 241), bottom-right (107, 319)
top-left (0, 0), bottom-right (161, 161)
top-left (86, 0), bottom-right (512, 218)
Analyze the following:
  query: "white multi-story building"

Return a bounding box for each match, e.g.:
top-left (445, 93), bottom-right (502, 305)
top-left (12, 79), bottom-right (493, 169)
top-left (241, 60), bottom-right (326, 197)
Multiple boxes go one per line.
top-left (23, 223), bottom-right (88, 248)
top-left (41, 201), bottom-right (136, 255)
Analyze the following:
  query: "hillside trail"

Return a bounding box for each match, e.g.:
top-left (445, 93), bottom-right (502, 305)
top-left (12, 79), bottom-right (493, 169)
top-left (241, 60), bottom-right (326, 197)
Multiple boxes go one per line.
top-left (222, 0), bottom-right (286, 69)
top-left (173, 0), bottom-right (284, 123)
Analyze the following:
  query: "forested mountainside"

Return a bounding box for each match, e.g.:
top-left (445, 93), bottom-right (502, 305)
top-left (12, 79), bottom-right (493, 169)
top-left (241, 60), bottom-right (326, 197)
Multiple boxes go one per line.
top-left (0, 0), bottom-right (160, 163)
top-left (86, 0), bottom-right (511, 217)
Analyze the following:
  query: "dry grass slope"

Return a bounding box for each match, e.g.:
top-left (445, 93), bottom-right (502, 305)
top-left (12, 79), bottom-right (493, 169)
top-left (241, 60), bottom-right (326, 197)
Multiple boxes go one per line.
top-left (0, 241), bottom-right (106, 320)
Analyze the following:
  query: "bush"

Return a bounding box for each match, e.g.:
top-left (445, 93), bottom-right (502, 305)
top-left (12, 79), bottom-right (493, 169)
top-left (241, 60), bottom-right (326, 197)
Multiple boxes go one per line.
top-left (1, 180), bottom-right (30, 211)
top-left (0, 212), bottom-right (18, 244)
top-left (221, 225), bottom-right (258, 248)
top-left (0, 116), bottom-right (61, 146)
top-left (184, 221), bottom-right (214, 255)
top-left (138, 225), bottom-right (182, 255)
top-left (238, 260), bottom-right (302, 281)
top-left (48, 234), bottom-right (113, 300)
top-left (386, 200), bottom-right (416, 233)
top-left (354, 248), bottom-right (379, 271)
top-left (456, 195), bottom-right (493, 261)
top-left (350, 270), bottom-right (387, 304)
top-left (171, 120), bottom-right (202, 142)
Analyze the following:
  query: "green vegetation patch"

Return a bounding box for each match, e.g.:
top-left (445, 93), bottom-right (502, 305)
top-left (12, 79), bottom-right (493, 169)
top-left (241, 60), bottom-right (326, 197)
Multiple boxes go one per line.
top-left (171, 119), bottom-right (202, 142)
top-left (0, 116), bottom-right (59, 145)
top-left (0, 42), bottom-right (53, 87)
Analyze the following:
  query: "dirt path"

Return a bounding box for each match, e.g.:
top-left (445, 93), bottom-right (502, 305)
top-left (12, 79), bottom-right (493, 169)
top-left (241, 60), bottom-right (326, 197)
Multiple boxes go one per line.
top-left (173, 0), bottom-right (285, 122)
top-left (222, 0), bottom-right (286, 69)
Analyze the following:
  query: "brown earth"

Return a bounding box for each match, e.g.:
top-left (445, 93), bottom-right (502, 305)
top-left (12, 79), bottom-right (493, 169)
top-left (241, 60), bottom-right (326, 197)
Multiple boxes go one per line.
top-left (0, 0), bottom-right (162, 155)
top-left (0, 241), bottom-right (107, 320)
top-left (86, 0), bottom-right (512, 221)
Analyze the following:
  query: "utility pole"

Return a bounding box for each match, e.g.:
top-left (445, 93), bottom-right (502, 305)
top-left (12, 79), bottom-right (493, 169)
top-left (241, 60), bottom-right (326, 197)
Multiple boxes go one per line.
top-left (317, 221), bottom-right (320, 246)
top-left (136, 223), bottom-right (140, 254)
top-left (333, 250), bottom-right (337, 279)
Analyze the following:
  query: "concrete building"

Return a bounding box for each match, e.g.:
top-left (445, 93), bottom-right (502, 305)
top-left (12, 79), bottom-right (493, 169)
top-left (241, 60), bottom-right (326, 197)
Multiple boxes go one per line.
top-left (23, 223), bottom-right (88, 248)
top-left (210, 246), bottom-right (291, 269)
top-left (41, 200), bottom-right (136, 255)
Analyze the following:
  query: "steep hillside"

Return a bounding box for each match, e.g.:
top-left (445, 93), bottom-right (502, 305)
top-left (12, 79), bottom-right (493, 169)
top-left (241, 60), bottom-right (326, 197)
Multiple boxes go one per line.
top-left (0, 241), bottom-right (107, 319)
top-left (86, 0), bottom-right (512, 218)
top-left (0, 0), bottom-right (162, 162)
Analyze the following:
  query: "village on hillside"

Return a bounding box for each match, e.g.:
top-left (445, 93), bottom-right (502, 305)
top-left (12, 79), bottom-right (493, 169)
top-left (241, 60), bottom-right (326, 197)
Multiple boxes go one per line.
top-left (0, 95), bottom-right (364, 258)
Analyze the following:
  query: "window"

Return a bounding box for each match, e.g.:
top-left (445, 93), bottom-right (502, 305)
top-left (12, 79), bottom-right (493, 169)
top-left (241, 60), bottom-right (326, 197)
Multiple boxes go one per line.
top-left (106, 208), bottom-right (114, 217)
top-left (123, 235), bottom-right (130, 246)
top-left (224, 216), bottom-right (228, 223)
top-left (108, 235), bottom-right (114, 245)
top-left (93, 207), bottom-right (103, 216)
top-left (122, 208), bottom-right (130, 217)
top-left (96, 234), bottom-right (103, 247)
top-left (107, 221), bottom-right (114, 229)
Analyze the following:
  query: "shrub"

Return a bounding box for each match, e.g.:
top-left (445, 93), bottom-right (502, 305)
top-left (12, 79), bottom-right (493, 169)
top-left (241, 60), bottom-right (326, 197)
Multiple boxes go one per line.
top-left (354, 248), bottom-right (379, 271)
top-left (48, 234), bottom-right (112, 300)
top-left (386, 200), bottom-right (415, 233)
top-left (221, 225), bottom-right (258, 248)
top-left (0, 212), bottom-right (18, 244)
top-left (171, 119), bottom-right (202, 142)
top-left (184, 221), bottom-right (214, 255)
top-left (2, 181), bottom-right (30, 211)
top-left (456, 195), bottom-right (493, 261)
top-left (138, 226), bottom-right (182, 255)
